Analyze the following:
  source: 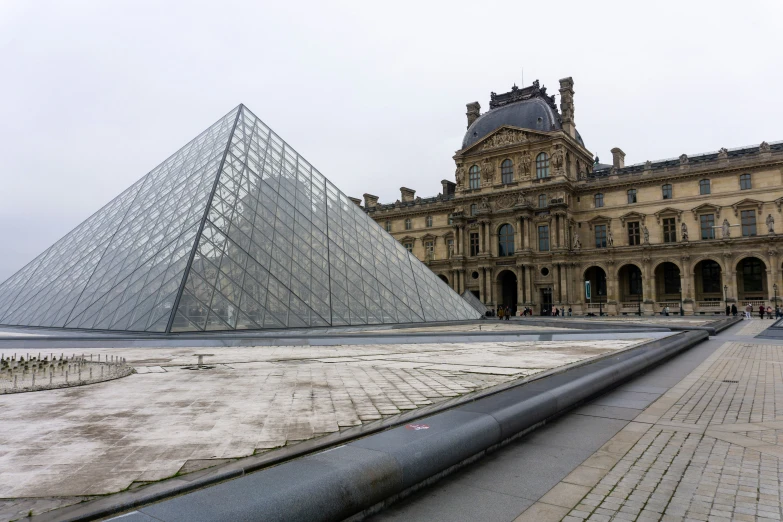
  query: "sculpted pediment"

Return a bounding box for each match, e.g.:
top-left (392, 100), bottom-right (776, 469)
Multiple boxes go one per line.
top-left (619, 211), bottom-right (646, 226)
top-left (461, 126), bottom-right (549, 155)
top-left (731, 198), bottom-right (764, 216)
top-left (587, 214), bottom-right (612, 230)
top-left (653, 207), bottom-right (683, 223)
top-left (691, 203), bottom-right (721, 219)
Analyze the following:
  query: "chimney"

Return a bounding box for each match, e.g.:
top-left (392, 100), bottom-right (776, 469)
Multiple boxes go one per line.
top-left (400, 187), bottom-right (416, 202)
top-left (466, 102), bottom-right (481, 128)
top-left (558, 77), bottom-right (575, 139)
top-left (363, 193), bottom-right (379, 208)
top-left (348, 197), bottom-right (362, 206)
top-left (611, 147), bottom-right (626, 169)
top-left (441, 179), bottom-right (456, 196)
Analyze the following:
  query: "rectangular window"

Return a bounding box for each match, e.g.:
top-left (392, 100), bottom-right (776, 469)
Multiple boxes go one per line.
top-left (741, 210), bottom-right (757, 236)
top-left (740, 173), bottom-right (752, 190)
top-left (627, 189), bottom-right (637, 204)
top-left (469, 232), bottom-right (479, 256)
top-left (538, 225), bottom-right (550, 252)
top-left (663, 218), bottom-right (677, 243)
top-left (700, 214), bottom-right (715, 239)
top-left (699, 179), bottom-right (710, 195)
top-left (470, 204), bottom-right (477, 216)
top-left (424, 241), bottom-right (434, 258)
top-left (662, 184), bottom-right (672, 199)
top-left (594, 224), bottom-right (607, 248)
top-left (627, 221), bottom-right (640, 246)
top-left (403, 242), bottom-right (413, 253)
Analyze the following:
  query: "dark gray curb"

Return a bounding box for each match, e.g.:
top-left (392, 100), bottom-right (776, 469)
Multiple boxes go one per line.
top-left (38, 330), bottom-right (707, 522)
top-left (516, 316), bottom-right (741, 336)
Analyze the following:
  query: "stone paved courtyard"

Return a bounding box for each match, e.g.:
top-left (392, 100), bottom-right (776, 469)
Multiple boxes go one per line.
top-left (514, 327), bottom-right (783, 522)
top-left (0, 336), bottom-right (645, 509)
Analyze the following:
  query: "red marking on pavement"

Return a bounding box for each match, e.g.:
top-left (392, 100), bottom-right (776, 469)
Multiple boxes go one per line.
top-left (405, 424), bottom-right (430, 431)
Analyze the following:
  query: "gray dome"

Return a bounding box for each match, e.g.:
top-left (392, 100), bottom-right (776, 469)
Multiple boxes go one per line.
top-left (461, 96), bottom-right (584, 149)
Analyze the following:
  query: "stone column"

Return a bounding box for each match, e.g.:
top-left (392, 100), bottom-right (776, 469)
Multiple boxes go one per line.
top-left (487, 267), bottom-right (494, 305)
top-left (516, 266), bottom-right (524, 308)
top-left (478, 268), bottom-right (485, 303)
top-left (561, 263), bottom-right (569, 303)
top-left (522, 217), bottom-right (530, 249)
top-left (552, 263), bottom-right (561, 304)
top-left (766, 269), bottom-right (775, 304)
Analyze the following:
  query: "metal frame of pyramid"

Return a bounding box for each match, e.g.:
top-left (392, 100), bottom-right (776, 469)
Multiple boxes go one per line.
top-left (0, 105), bottom-right (480, 333)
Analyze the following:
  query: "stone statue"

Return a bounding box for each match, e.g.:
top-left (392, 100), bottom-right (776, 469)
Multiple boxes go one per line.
top-left (519, 151), bottom-right (531, 177)
top-left (722, 219), bottom-right (731, 239)
top-left (642, 226), bottom-right (650, 244)
top-left (767, 213), bottom-right (775, 234)
top-left (552, 148), bottom-right (565, 170)
top-left (607, 229), bottom-right (614, 247)
top-left (482, 160), bottom-right (494, 185)
top-left (479, 196), bottom-right (490, 210)
top-left (455, 166), bottom-right (465, 186)
top-left (681, 221), bottom-right (688, 241)
top-left (573, 234), bottom-right (581, 250)
top-left (760, 141), bottom-right (771, 152)
top-left (679, 154), bottom-right (689, 165)
top-left (718, 147), bottom-right (728, 159)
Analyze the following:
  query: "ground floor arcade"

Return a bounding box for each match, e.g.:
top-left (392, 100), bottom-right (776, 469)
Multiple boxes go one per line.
top-left (432, 252), bottom-right (783, 315)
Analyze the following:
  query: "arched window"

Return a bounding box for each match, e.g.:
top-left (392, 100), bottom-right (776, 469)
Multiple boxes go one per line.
top-left (627, 189), bottom-right (637, 204)
top-left (538, 194), bottom-right (547, 208)
top-left (699, 179), bottom-right (711, 195)
top-left (385, 220), bottom-right (391, 232)
top-left (501, 159), bottom-right (514, 184)
top-left (662, 184), bottom-right (672, 199)
top-left (740, 173), bottom-right (752, 190)
top-left (404, 218), bottom-right (411, 230)
top-left (469, 165), bottom-right (480, 189)
top-left (425, 215), bottom-right (433, 227)
top-left (594, 193), bottom-right (604, 208)
top-left (536, 153), bottom-right (550, 178)
top-left (498, 224), bottom-right (515, 257)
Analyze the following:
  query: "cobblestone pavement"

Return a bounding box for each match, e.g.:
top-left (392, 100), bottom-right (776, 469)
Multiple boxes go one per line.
top-left (362, 322), bottom-right (574, 333)
top-left (737, 317), bottom-right (776, 336)
top-left (517, 336), bottom-right (783, 522)
top-left (578, 317), bottom-right (717, 326)
top-left (0, 338), bottom-right (644, 513)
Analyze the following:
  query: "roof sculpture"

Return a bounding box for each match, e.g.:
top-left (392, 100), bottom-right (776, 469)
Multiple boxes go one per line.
top-left (0, 105), bottom-right (480, 332)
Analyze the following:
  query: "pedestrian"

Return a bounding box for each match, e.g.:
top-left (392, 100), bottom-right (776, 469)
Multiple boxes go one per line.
top-left (664, 306), bottom-right (670, 316)
top-left (498, 307), bottom-right (504, 320)
top-left (767, 305), bottom-right (773, 319)
top-left (568, 307), bottom-right (572, 317)
top-left (725, 305), bottom-right (731, 316)
top-left (731, 304), bottom-right (737, 316)
top-left (759, 304), bottom-right (765, 320)
top-left (746, 304), bottom-right (753, 319)
top-left (506, 306), bottom-right (511, 320)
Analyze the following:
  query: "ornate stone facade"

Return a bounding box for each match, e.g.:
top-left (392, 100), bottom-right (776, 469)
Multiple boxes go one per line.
top-left (364, 78), bottom-right (783, 316)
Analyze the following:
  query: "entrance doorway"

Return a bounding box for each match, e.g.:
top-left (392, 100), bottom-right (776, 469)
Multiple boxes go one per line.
top-left (540, 287), bottom-right (553, 315)
top-left (497, 270), bottom-right (517, 316)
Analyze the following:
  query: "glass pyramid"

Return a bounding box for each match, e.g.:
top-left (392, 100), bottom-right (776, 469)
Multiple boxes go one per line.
top-left (0, 105), bottom-right (480, 333)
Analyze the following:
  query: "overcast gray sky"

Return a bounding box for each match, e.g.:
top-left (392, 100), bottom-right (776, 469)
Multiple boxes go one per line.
top-left (1, 0), bottom-right (781, 282)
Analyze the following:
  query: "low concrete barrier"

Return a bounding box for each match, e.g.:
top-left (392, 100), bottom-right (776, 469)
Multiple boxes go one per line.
top-left (43, 329), bottom-right (707, 522)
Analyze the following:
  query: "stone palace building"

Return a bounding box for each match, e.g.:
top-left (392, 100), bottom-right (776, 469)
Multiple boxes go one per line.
top-left (360, 77), bottom-right (783, 316)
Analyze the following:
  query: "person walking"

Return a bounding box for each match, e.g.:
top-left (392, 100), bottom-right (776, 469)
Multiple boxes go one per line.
top-left (731, 304), bottom-right (737, 316)
top-left (745, 303), bottom-right (753, 319)
top-left (725, 305), bottom-right (731, 316)
top-left (568, 307), bottom-right (572, 317)
top-left (506, 306), bottom-right (511, 320)
top-left (498, 306), bottom-right (504, 320)
top-left (759, 304), bottom-right (765, 320)
top-left (664, 305), bottom-right (670, 316)
top-left (767, 305), bottom-right (773, 319)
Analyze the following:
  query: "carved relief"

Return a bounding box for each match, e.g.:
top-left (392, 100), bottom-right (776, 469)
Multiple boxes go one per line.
top-left (679, 154), bottom-right (689, 165)
top-left (718, 147), bottom-right (728, 159)
top-left (552, 147), bottom-right (565, 174)
top-left (760, 141), bottom-right (771, 153)
top-left (495, 193), bottom-right (516, 210)
top-left (455, 165), bottom-right (466, 189)
top-left (480, 129), bottom-right (529, 151)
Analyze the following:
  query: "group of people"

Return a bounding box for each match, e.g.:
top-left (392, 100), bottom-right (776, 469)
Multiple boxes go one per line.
top-left (542, 307), bottom-right (572, 317)
top-left (736, 303), bottom-right (780, 320)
